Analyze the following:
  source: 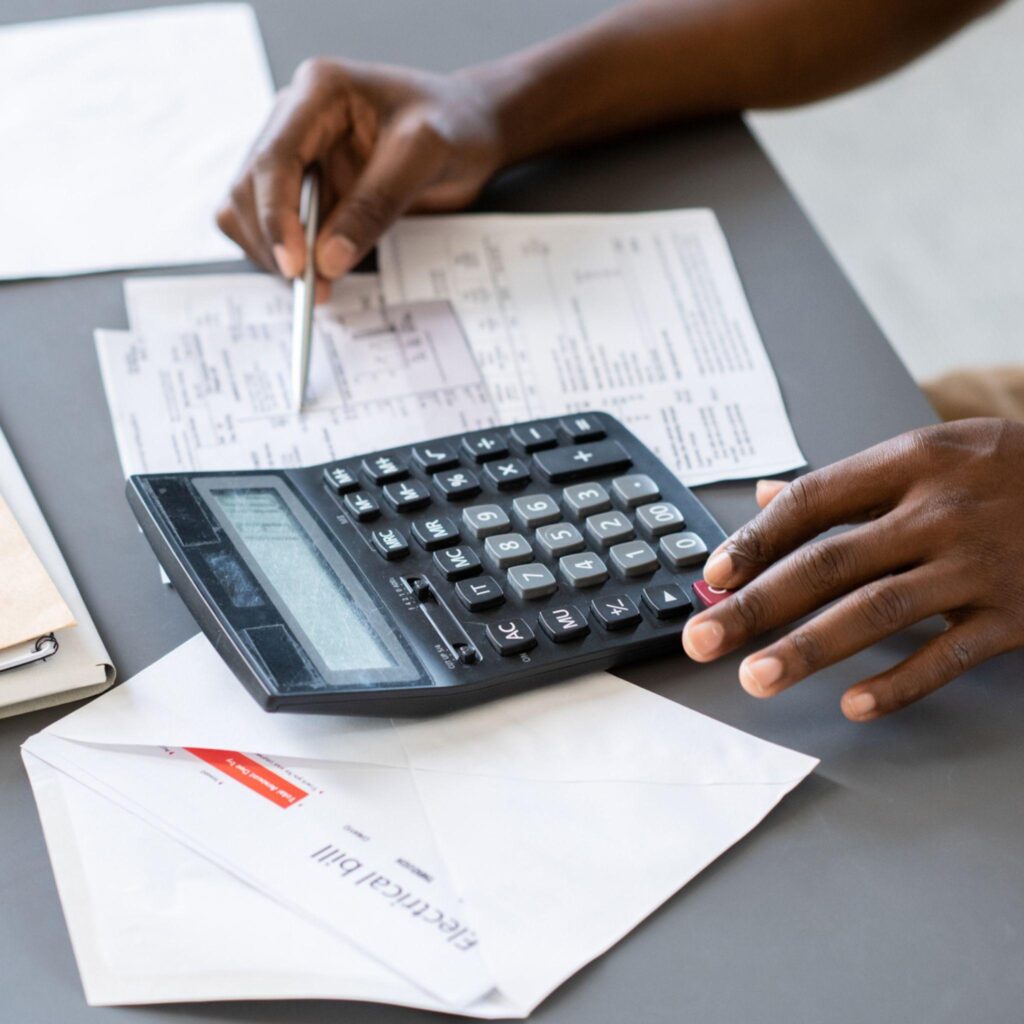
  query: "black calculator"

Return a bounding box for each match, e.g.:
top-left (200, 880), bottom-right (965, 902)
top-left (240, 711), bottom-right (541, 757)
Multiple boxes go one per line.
top-left (127, 413), bottom-right (727, 715)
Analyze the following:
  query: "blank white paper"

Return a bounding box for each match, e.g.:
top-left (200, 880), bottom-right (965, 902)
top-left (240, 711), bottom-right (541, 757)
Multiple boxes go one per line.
top-left (0, 4), bottom-right (274, 279)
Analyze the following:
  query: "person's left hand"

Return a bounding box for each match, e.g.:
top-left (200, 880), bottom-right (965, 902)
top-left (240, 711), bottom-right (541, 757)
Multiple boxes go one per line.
top-left (681, 417), bottom-right (1024, 721)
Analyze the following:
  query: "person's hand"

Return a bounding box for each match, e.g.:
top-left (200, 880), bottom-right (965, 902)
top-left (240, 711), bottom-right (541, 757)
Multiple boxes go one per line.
top-left (216, 58), bottom-right (505, 298)
top-left (682, 418), bottom-right (1024, 721)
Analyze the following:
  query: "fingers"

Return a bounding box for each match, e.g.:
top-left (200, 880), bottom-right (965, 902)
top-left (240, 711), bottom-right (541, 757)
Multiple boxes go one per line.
top-left (755, 479), bottom-right (787, 509)
top-left (839, 610), bottom-right (1010, 721)
top-left (703, 437), bottom-right (923, 589)
top-left (733, 563), bottom-right (968, 696)
top-left (683, 514), bottom-right (925, 662)
top-left (215, 178), bottom-right (275, 272)
top-left (315, 119), bottom-right (444, 279)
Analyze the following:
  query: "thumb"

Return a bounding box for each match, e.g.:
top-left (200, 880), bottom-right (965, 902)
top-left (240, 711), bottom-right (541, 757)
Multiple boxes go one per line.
top-left (315, 122), bottom-right (441, 279)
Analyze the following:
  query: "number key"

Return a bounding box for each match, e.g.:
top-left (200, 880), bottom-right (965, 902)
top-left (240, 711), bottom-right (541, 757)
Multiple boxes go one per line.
top-left (462, 504), bottom-right (511, 539)
top-left (585, 510), bottom-right (635, 547)
top-left (512, 493), bottom-right (561, 529)
top-left (636, 501), bottom-right (685, 538)
top-left (535, 523), bottom-right (585, 558)
top-left (660, 531), bottom-right (709, 568)
top-left (609, 540), bottom-right (659, 577)
top-left (485, 533), bottom-right (533, 569)
top-left (562, 482), bottom-right (611, 519)
top-left (558, 552), bottom-right (609, 588)
top-left (506, 563), bottom-right (557, 600)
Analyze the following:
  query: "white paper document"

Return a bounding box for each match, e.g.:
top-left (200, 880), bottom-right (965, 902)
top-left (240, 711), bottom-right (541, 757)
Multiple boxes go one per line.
top-left (0, 5), bottom-right (274, 279)
top-left (23, 635), bottom-right (817, 1014)
top-left (98, 275), bottom-right (498, 475)
top-left (379, 210), bottom-right (806, 484)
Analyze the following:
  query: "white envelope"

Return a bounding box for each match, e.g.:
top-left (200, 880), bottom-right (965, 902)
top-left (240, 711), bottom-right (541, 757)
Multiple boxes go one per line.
top-left (23, 635), bottom-right (816, 1016)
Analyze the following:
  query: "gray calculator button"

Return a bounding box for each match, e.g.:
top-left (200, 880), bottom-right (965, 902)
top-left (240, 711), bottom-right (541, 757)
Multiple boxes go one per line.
top-left (507, 563), bottom-right (557, 600)
top-left (660, 531), bottom-right (709, 568)
top-left (558, 552), bottom-right (609, 588)
top-left (612, 473), bottom-right (661, 508)
top-left (535, 523), bottom-right (585, 558)
top-left (484, 532), bottom-right (533, 569)
top-left (562, 482), bottom-right (611, 519)
top-left (585, 510), bottom-right (635, 547)
top-left (512, 493), bottom-right (561, 529)
top-left (609, 540), bottom-right (659, 577)
top-left (636, 501), bottom-right (685, 538)
top-left (462, 504), bottom-right (510, 539)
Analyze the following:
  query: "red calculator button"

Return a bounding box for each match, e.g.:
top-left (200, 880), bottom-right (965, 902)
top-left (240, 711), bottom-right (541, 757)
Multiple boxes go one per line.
top-left (692, 580), bottom-right (732, 608)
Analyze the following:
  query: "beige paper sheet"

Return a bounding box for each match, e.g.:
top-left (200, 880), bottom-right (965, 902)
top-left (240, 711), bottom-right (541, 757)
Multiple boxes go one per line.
top-left (0, 492), bottom-right (76, 650)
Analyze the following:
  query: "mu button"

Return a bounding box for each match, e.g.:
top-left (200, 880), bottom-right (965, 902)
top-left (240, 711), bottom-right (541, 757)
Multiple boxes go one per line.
top-left (486, 618), bottom-right (537, 656)
top-left (539, 605), bottom-right (590, 643)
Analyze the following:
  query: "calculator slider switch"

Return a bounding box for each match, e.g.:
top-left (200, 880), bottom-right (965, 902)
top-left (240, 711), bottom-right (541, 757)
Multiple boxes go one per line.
top-left (323, 463), bottom-right (359, 494)
top-left (533, 439), bottom-right (631, 483)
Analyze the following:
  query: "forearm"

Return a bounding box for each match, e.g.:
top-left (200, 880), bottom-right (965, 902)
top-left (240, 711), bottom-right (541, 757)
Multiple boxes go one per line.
top-left (465, 0), bottom-right (999, 165)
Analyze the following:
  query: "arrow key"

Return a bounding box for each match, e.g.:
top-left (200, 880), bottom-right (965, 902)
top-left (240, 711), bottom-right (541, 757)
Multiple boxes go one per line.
top-left (642, 583), bottom-right (693, 620)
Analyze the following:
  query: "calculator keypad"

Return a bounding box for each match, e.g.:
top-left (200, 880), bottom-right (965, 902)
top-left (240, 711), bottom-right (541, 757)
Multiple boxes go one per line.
top-left (562, 482), bottom-right (611, 519)
top-left (636, 502), bottom-right (685, 538)
top-left (559, 552), bottom-right (609, 588)
top-left (434, 468), bottom-right (481, 501)
top-left (434, 546), bottom-right (482, 580)
top-left (485, 533), bottom-right (533, 569)
top-left (344, 491), bottom-right (380, 522)
top-left (484, 458), bottom-right (531, 490)
top-left (585, 510), bottom-right (635, 547)
top-left (507, 563), bottom-right (557, 600)
top-left (319, 413), bottom-right (723, 685)
top-left (462, 504), bottom-right (511, 539)
top-left (412, 516), bottom-right (460, 550)
top-left (513, 494), bottom-right (561, 529)
top-left (535, 523), bottom-right (585, 558)
top-left (456, 575), bottom-right (505, 611)
top-left (660, 531), bottom-right (709, 568)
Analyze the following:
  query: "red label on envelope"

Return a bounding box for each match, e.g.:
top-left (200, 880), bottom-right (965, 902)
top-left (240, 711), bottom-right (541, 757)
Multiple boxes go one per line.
top-left (184, 748), bottom-right (308, 808)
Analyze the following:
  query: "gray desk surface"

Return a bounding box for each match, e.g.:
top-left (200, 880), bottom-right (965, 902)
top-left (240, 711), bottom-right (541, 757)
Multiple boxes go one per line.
top-left (1, 2), bottom-right (1022, 1022)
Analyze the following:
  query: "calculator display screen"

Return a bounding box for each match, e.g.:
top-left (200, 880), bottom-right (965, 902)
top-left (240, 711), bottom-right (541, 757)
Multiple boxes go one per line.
top-left (208, 488), bottom-right (396, 673)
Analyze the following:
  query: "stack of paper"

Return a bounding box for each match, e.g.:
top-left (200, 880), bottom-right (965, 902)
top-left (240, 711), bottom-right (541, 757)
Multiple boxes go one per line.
top-left (0, 4), bottom-right (274, 279)
top-left (0, 426), bottom-right (114, 717)
top-left (97, 209), bottom-right (804, 487)
top-left (23, 634), bottom-right (817, 1013)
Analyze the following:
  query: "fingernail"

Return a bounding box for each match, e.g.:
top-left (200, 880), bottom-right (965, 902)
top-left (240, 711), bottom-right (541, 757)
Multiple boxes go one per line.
top-left (739, 656), bottom-right (784, 696)
top-left (756, 479), bottom-right (785, 499)
top-left (704, 551), bottom-right (732, 586)
top-left (845, 692), bottom-right (876, 718)
top-left (684, 620), bottom-right (725, 659)
top-left (318, 235), bottom-right (358, 278)
top-left (273, 244), bottom-right (301, 279)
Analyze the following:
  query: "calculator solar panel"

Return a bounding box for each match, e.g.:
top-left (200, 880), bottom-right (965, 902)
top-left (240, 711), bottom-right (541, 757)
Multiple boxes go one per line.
top-left (127, 412), bottom-right (728, 715)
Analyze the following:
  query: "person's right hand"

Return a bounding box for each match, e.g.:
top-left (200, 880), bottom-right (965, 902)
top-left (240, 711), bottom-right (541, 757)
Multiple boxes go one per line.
top-left (216, 58), bottom-right (506, 297)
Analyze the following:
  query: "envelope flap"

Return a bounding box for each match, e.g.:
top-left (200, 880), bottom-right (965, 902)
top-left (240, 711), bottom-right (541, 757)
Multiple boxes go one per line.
top-left (46, 635), bottom-right (816, 788)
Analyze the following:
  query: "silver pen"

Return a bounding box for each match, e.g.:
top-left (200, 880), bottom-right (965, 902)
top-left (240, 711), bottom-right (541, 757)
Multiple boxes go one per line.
top-left (290, 170), bottom-right (320, 412)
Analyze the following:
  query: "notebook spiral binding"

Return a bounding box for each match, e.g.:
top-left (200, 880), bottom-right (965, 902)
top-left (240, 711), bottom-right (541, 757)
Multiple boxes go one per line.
top-left (0, 633), bottom-right (59, 674)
